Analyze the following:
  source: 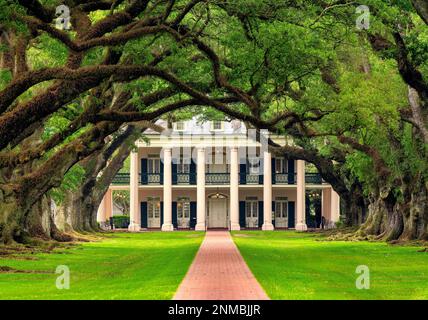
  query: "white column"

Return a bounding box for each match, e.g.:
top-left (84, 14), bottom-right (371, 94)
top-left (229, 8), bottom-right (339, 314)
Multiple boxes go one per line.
top-left (128, 150), bottom-right (141, 231)
top-left (195, 147), bottom-right (206, 231)
top-left (262, 151), bottom-right (274, 230)
top-left (296, 160), bottom-right (307, 231)
top-left (162, 148), bottom-right (174, 231)
top-left (230, 147), bottom-right (240, 230)
top-left (330, 188), bottom-right (341, 224)
top-left (96, 194), bottom-right (106, 223)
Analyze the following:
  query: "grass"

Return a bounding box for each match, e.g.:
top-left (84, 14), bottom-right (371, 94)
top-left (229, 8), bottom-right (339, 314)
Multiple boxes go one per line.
top-left (232, 231), bottom-right (428, 300)
top-left (0, 232), bottom-right (204, 300)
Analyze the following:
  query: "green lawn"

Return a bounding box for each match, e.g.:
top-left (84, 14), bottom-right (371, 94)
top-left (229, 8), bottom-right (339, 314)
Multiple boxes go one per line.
top-left (232, 231), bottom-right (428, 300)
top-left (0, 232), bottom-right (204, 300)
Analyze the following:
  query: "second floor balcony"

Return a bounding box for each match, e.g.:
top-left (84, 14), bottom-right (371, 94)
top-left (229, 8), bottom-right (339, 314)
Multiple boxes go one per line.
top-left (112, 172), bottom-right (323, 186)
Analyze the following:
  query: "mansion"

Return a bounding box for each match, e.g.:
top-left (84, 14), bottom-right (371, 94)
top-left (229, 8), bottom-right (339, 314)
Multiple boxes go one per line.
top-left (97, 118), bottom-right (341, 231)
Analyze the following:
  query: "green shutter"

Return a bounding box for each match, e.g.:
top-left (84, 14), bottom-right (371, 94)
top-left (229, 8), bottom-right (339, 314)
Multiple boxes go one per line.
top-left (140, 202), bottom-right (148, 228)
top-left (239, 201), bottom-right (246, 227)
top-left (172, 202), bottom-right (178, 228)
top-left (288, 201), bottom-right (295, 228)
top-left (258, 201), bottom-right (264, 228)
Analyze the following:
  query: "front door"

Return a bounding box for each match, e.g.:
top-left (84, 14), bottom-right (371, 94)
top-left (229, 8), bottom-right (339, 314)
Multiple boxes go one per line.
top-left (275, 201), bottom-right (288, 227)
top-left (148, 199), bottom-right (160, 228)
top-left (208, 198), bottom-right (227, 228)
top-left (246, 200), bottom-right (258, 228)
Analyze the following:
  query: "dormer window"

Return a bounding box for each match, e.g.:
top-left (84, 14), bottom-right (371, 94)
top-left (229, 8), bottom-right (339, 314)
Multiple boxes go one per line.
top-left (211, 120), bottom-right (223, 131)
top-left (174, 121), bottom-right (185, 131)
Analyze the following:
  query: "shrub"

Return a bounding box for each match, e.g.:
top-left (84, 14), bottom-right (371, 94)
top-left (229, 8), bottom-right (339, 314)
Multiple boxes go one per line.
top-left (112, 215), bottom-right (130, 228)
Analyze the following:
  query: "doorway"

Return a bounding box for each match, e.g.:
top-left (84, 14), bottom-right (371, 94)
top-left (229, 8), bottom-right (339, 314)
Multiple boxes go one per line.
top-left (147, 197), bottom-right (161, 228)
top-left (207, 194), bottom-right (228, 228)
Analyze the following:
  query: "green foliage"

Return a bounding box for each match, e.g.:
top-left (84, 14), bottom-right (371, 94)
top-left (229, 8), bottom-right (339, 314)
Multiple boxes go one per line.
top-left (49, 165), bottom-right (85, 204)
top-left (112, 215), bottom-right (129, 228)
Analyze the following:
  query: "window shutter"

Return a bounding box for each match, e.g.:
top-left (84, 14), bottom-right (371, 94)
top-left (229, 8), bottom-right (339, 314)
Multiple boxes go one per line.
top-left (189, 160), bottom-right (196, 185)
top-left (140, 202), bottom-right (148, 228)
top-left (239, 163), bottom-right (247, 184)
top-left (287, 159), bottom-right (295, 184)
top-left (272, 201), bottom-right (276, 226)
top-left (288, 201), bottom-right (295, 228)
top-left (190, 201), bottom-right (197, 228)
top-left (258, 201), bottom-right (264, 228)
top-left (271, 158), bottom-right (276, 184)
top-left (160, 201), bottom-right (164, 227)
top-left (172, 202), bottom-right (178, 228)
top-left (258, 158), bottom-right (264, 185)
top-left (239, 201), bottom-right (246, 227)
top-left (305, 193), bottom-right (311, 227)
top-left (160, 161), bottom-right (164, 184)
top-left (141, 158), bottom-right (148, 184)
top-left (172, 163), bottom-right (177, 185)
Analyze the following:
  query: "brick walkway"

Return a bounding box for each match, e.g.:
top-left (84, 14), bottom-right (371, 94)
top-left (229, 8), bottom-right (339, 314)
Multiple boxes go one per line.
top-left (174, 231), bottom-right (269, 300)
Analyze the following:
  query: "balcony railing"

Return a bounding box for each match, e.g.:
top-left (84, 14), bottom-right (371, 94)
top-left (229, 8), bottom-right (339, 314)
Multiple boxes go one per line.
top-left (305, 173), bottom-right (323, 184)
top-left (112, 172), bottom-right (323, 185)
top-left (246, 174), bottom-right (260, 184)
top-left (140, 173), bottom-right (161, 184)
top-left (175, 173), bottom-right (197, 185)
top-left (205, 173), bottom-right (230, 184)
top-left (112, 173), bottom-right (130, 185)
top-left (273, 173), bottom-right (296, 184)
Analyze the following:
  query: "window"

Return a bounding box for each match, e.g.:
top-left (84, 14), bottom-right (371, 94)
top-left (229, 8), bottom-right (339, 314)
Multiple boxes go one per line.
top-left (275, 200), bottom-right (288, 219)
top-left (148, 155), bottom-right (160, 173)
top-left (177, 162), bottom-right (190, 174)
top-left (211, 120), bottom-right (223, 131)
top-left (248, 158), bottom-right (260, 174)
top-left (148, 197), bottom-right (161, 218)
top-left (177, 197), bottom-right (190, 218)
top-left (246, 200), bottom-right (258, 218)
top-left (275, 158), bottom-right (286, 173)
top-left (174, 121), bottom-right (185, 131)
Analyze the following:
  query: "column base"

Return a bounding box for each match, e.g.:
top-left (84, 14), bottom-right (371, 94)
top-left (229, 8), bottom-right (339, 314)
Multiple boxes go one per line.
top-left (295, 223), bottom-right (308, 231)
top-left (195, 223), bottom-right (206, 231)
top-left (128, 223), bottom-right (141, 232)
top-left (262, 223), bottom-right (274, 231)
top-left (230, 223), bottom-right (241, 231)
top-left (161, 223), bottom-right (174, 232)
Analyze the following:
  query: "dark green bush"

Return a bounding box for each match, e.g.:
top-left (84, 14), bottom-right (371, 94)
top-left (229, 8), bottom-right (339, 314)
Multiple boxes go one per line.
top-left (112, 215), bottom-right (130, 228)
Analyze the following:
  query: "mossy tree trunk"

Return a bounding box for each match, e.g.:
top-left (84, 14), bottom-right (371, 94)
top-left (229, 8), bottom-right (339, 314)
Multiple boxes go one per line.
top-left (358, 177), bottom-right (428, 241)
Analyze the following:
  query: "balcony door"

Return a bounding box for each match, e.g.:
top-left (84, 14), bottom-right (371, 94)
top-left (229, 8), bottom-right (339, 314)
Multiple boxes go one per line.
top-left (148, 157), bottom-right (160, 173)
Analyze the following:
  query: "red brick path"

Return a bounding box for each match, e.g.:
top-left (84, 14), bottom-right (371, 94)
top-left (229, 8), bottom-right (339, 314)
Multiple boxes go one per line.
top-left (173, 231), bottom-right (269, 300)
